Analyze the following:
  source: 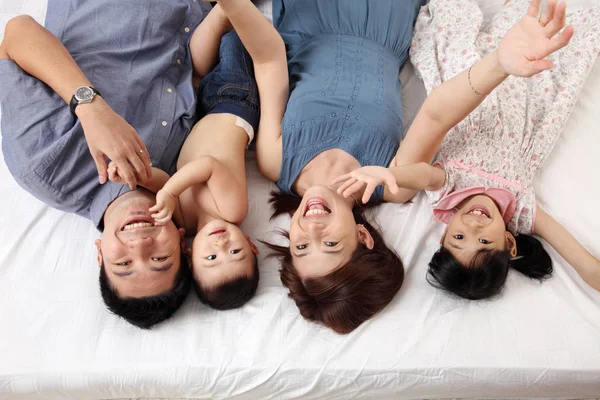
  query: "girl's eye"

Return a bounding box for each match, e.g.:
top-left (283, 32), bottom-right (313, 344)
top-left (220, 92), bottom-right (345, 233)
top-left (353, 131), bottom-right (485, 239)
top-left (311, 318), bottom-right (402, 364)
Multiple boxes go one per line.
top-left (151, 257), bottom-right (167, 262)
top-left (230, 249), bottom-right (241, 254)
top-left (296, 244), bottom-right (308, 250)
top-left (117, 261), bottom-right (131, 266)
top-left (206, 255), bottom-right (217, 260)
top-left (479, 239), bottom-right (490, 244)
top-left (324, 241), bottom-right (338, 247)
top-left (454, 235), bottom-right (464, 240)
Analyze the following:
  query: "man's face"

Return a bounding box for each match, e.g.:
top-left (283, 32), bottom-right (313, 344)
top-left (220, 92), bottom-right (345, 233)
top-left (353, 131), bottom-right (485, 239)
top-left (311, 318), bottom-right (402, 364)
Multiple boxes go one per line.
top-left (96, 190), bottom-right (186, 298)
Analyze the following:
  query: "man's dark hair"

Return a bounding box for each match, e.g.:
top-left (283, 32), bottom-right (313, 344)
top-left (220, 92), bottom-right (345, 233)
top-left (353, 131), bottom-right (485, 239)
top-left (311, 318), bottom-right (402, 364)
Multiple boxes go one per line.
top-left (193, 254), bottom-right (259, 310)
top-left (99, 251), bottom-right (192, 329)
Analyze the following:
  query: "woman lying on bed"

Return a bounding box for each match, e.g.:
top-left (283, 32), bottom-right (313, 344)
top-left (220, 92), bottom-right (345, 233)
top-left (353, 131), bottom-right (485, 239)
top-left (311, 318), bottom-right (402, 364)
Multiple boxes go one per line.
top-left (335, 0), bottom-right (600, 298)
top-left (213, 0), bottom-right (428, 333)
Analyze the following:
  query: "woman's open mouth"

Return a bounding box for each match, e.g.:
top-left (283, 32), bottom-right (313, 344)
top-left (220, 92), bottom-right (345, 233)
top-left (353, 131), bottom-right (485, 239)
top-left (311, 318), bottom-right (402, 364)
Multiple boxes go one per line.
top-left (303, 197), bottom-right (331, 218)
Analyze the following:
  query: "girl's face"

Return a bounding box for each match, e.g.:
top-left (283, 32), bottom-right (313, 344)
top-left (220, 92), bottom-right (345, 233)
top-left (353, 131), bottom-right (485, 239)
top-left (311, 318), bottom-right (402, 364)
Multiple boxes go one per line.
top-left (442, 195), bottom-right (517, 264)
top-left (288, 185), bottom-right (374, 278)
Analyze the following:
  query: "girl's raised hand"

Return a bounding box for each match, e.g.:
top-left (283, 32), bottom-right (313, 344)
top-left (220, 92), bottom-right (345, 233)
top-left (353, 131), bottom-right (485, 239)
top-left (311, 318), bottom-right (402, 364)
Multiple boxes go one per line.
top-left (497, 0), bottom-right (574, 77)
top-left (333, 166), bottom-right (399, 204)
top-left (149, 189), bottom-right (177, 225)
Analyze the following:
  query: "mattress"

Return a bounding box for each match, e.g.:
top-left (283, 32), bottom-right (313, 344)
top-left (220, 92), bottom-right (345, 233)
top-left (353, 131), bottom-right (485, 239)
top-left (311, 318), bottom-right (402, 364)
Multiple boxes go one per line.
top-left (1, 0), bottom-right (599, 399)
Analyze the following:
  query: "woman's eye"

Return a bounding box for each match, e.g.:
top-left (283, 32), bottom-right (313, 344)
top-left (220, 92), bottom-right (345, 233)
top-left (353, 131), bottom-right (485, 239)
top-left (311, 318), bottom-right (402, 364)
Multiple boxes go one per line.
top-left (324, 241), bottom-right (338, 247)
top-left (206, 255), bottom-right (217, 260)
top-left (151, 257), bottom-right (167, 262)
top-left (117, 261), bottom-right (131, 266)
top-left (230, 249), bottom-right (241, 254)
top-left (454, 235), bottom-right (464, 240)
top-left (296, 244), bottom-right (308, 250)
top-left (479, 239), bottom-right (490, 244)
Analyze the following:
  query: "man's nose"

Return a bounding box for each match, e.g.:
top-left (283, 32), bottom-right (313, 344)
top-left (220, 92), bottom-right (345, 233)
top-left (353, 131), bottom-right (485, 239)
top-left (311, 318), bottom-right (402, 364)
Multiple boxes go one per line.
top-left (127, 235), bottom-right (153, 249)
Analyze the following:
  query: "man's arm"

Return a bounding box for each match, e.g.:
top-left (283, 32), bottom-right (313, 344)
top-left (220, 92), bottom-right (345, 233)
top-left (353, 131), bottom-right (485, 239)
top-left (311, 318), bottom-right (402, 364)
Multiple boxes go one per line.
top-left (215, 0), bottom-right (288, 182)
top-left (534, 207), bottom-right (600, 291)
top-left (1, 15), bottom-right (151, 188)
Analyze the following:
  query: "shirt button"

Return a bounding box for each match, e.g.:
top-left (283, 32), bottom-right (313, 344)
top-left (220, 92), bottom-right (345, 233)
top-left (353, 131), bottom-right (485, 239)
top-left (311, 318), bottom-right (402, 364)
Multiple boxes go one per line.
top-left (161, 121), bottom-right (168, 127)
top-left (184, 27), bottom-right (190, 33)
top-left (167, 88), bottom-right (173, 93)
top-left (176, 59), bottom-right (181, 65)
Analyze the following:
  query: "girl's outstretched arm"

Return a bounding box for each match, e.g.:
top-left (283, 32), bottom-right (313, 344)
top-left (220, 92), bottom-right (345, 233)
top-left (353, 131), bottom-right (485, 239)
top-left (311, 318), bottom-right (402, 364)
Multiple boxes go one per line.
top-left (214, 0), bottom-right (289, 182)
top-left (534, 206), bottom-right (600, 291)
top-left (393, 0), bottom-right (574, 177)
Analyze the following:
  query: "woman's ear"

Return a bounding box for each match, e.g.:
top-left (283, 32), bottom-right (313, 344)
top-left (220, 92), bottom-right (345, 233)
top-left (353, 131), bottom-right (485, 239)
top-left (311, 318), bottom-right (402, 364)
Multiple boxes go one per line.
top-left (357, 224), bottom-right (375, 250)
top-left (505, 232), bottom-right (518, 258)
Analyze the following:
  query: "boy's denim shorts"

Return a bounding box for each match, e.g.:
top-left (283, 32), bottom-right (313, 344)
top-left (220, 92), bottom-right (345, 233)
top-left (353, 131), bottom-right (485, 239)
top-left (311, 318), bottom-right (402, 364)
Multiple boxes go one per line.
top-left (198, 31), bottom-right (260, 134)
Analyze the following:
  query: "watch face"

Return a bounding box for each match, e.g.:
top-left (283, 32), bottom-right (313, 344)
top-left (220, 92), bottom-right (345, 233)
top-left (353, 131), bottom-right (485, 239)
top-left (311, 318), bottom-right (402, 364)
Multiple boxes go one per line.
top-left (75, 86), bottom-right (94, 102)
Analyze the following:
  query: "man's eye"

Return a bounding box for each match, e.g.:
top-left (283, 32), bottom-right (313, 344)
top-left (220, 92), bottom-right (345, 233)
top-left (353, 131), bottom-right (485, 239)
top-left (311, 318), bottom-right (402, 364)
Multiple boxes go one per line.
top-left (324, 241), bottom-right (338, 247)
top-left (116, 261), bottom-right (131, 266)
top-left (206, 255), bottom-right (217, 260)
top-left (230, 249), bottom-right (241, 254)
top-left (151, 257), bottom-right (168, 262)
top-left (454, 235), bottom-right (464, 240)
top-left (479, 239), bottom-right (490, 244)
top-left (296, 244), bottom-right (308, 250)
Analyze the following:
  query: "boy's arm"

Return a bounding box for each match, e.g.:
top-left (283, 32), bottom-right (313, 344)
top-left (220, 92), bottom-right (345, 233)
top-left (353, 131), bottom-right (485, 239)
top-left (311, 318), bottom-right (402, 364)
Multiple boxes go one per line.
top-left (189, 4), bottom-right (232, 82)
top-left (534, 207), bottom-right (600, 291)
top-left (215, 0), bottom-right (288, 181)
top-left (162, 156), bottom-right (248, 223)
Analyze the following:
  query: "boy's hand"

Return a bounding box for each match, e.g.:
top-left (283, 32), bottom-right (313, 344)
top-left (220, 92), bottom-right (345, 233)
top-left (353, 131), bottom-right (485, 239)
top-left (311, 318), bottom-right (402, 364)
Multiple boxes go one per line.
top-left (497, 0), bottom-right (574, 77)
top-left (333, 166), bottom-right (399, 204)
top-left (149, 189), bottom-right (177, 225)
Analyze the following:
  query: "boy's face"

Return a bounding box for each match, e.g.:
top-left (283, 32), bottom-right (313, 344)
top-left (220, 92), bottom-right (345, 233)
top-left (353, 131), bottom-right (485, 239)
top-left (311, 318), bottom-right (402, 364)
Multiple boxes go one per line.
top-left (191, 220), bottom-right (258, 286)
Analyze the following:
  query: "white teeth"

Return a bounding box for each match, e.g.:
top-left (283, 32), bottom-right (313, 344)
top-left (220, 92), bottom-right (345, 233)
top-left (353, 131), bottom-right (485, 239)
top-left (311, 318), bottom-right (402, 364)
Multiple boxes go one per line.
top-left (468, 209), bottom-right (488, 217)
top-left (123, 222), bottom-right (154, 231)
top-left (305, 209), bottom-right (329, 216)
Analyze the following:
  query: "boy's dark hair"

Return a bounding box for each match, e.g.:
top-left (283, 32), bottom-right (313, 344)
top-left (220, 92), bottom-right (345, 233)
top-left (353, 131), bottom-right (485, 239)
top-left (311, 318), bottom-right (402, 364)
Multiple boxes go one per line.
top-left (264, 191), bottom-right (404, 334)
top-left (427, 234), bottom-right (553, 300)
top-left (193, 254), bottom-right (259, 310)
top-left (99, 252), bottom-right (192, 329)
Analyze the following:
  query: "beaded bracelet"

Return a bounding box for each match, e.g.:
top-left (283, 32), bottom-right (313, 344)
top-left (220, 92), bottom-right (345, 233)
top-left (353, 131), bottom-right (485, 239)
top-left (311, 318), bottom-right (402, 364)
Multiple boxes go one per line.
top-left (468, 65), bottom-right (489, 96)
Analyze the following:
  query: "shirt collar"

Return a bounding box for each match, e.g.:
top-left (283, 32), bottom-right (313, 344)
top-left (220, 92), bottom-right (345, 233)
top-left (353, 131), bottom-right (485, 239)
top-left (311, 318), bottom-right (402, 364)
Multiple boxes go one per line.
top-left (433, 187), bottom-right (517, 225)
top-left (90, 181), bottom-right (132, 232)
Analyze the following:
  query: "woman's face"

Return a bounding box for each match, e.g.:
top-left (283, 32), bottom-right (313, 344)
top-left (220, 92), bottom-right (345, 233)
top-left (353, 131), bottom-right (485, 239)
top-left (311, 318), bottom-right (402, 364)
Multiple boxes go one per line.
top-left (288, 186), bottom-right (373, 278)
top-left (442, 195), bottom-right (517, 264)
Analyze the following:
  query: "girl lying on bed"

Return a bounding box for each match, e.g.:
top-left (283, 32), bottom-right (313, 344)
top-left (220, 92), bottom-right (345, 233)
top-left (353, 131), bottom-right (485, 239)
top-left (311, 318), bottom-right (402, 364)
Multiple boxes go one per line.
top-left (108, 5), bottom-right (260, 311)
top-left (334, 0), bottom-right (600, 299)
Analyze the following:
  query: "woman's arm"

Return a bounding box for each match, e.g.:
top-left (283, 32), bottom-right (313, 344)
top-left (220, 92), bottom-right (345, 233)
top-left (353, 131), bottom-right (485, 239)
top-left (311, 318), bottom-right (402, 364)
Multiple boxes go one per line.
top-left (393, 0), bottom-right (573, 169)
top-left (215, 0), bottom-right (288, 181)
top-left (534, 206), bottom-right (600, 291)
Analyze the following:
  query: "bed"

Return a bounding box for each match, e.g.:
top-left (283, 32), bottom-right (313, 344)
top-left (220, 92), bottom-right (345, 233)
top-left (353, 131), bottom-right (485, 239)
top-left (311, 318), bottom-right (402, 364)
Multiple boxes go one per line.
top-left (1, 0), bottom-right (599, 398)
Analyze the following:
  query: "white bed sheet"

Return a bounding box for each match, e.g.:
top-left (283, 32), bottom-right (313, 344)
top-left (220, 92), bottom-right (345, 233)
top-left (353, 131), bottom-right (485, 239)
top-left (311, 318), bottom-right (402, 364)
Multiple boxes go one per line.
top-left (1, 0), bottom-right (600, 399)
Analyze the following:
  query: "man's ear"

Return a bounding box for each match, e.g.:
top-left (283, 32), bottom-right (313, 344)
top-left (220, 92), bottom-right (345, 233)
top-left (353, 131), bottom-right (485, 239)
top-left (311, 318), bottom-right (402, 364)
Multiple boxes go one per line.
top-left (357, 224), bottom-right (375, 250)
top-left (94, 239), bottom-right (103, 268)
top-left (245, 235), bottom-right (259, 255)
top-left (505, 232), bottom-right (518, 258)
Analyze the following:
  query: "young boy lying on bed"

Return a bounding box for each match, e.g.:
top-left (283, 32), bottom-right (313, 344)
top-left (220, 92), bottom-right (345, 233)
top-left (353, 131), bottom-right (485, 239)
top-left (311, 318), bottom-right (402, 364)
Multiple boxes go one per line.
top-left (109, 5), bottom-right (260, 310)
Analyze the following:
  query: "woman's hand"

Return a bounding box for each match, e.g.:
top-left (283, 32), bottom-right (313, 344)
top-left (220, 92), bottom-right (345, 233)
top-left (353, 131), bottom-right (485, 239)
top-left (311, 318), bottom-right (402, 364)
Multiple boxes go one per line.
top-left (333, 166), bottom-right (399, 204)
top-left (497, 0), bottom-right (574, 77)
top-left (149, 189), bottom-right (177, 225)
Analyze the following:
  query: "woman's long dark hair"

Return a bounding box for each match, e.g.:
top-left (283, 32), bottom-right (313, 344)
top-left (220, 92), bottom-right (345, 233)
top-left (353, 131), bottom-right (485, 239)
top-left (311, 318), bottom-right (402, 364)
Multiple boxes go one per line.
top-left (427, 234), bottom-right (552, 300)
top-left (264, 191), bottom-right (404, 334)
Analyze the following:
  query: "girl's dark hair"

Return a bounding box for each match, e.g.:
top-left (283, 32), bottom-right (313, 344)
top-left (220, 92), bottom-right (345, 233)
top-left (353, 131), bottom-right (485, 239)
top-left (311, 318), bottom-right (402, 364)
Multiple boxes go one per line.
top-left (264, 191), bottom-right (404, 334)
top-left (427, 233), bottom-right (553, 300)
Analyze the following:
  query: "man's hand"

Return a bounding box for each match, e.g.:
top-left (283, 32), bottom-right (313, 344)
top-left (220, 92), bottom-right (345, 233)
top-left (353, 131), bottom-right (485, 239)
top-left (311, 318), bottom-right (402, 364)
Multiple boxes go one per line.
top-left (77, 97), bottom-right (152, 189)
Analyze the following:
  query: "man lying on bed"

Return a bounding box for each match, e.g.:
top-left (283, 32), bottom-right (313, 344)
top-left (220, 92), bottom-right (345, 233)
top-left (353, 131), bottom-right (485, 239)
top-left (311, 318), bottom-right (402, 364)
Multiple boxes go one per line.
top-left (0, 0), bottom-right (231, 329)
